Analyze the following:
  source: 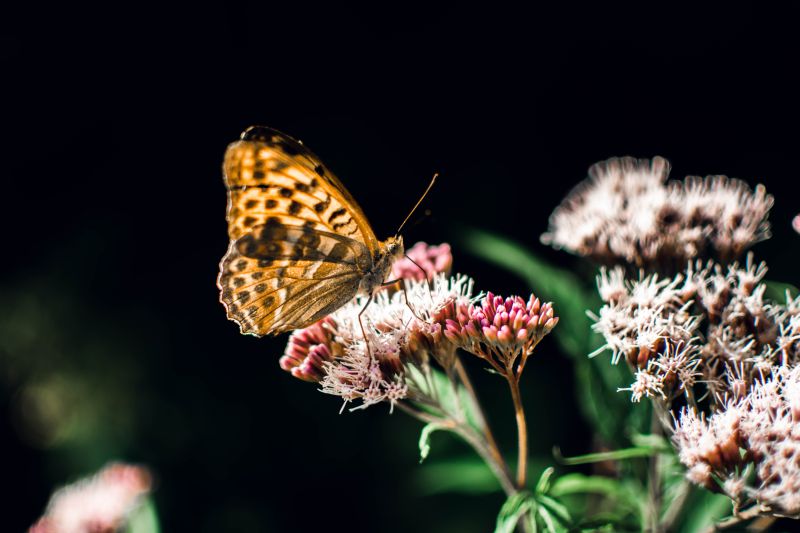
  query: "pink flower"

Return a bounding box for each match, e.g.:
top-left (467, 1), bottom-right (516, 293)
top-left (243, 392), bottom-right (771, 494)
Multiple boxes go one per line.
top-left (279, 317), bottom-right (341, 382)
top-left (443, 292), bottom-right (558, 376)
top-left (390, 242), bottom-right (453, 281)
top-left (29, 463), bottom-right (151, 533)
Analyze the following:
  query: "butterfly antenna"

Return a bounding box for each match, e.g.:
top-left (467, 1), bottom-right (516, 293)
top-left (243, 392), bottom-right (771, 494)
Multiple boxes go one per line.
top-left (395, 172), bottom-right (438, 237)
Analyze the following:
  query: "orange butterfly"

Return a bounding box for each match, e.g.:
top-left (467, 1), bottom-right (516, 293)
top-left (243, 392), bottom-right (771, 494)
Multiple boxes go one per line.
top-left (218, 126), bottom-right (429, 337)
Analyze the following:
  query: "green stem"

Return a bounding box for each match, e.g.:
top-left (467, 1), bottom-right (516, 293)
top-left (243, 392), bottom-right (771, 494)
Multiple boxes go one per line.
top-left (647, 409), bottom-right (663, 533)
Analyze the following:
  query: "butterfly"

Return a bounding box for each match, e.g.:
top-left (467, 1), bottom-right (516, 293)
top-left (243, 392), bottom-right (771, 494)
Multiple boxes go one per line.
top-left (217, 126), bottom-right (407, 337)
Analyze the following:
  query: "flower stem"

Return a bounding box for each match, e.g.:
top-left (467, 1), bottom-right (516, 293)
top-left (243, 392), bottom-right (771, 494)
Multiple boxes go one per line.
top-left (507, 372), bottom-right (528, 489)
top-left (395, 401), bottom-right (517, 497)
top-left (704, 505), bottom-right (771, 532)
top-left (454, 357), bottom-right (509, 482)
top-left (647, 409), bottom-right (664, 533)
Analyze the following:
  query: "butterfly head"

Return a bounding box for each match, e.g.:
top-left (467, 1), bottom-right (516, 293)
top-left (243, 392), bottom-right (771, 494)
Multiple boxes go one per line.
top-left (358, 236), bottom-right (405, 297)
top-left (384, 235), bottom-right (405, 261)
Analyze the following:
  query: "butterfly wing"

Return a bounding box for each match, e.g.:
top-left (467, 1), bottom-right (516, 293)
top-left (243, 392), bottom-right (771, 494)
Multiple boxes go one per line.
top-left (218, 126), bottom-right (379, 335)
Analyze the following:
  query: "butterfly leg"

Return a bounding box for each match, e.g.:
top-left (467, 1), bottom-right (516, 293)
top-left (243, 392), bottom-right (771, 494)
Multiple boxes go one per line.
top-left (402, 254), bottom-right (433, 292)
top-left (358, 294), bottom-right (374, 360)
top-left (382, 278), bottom-right (426, 323)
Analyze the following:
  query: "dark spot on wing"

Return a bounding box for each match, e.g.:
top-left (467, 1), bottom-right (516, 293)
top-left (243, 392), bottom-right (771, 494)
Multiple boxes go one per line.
top-left (254, 283), bottom-right (267, 294)
top-left (295, 182), bottom-right (310, 193)
top-left (314, 165), bottom-right (325, 177)
top-left (253, 170), bottom-right (265, 180)
top-left (265, 199), bottom-right (278, 209)
top-left (279, 187), bottom-right (293, 198)
top-left (328, 208), bottom-right (347, 223)
top-left (277, 139), bottom-right (301, 156)
top-left (245, 199), bottom-right (258, 209)
top-left (272, 161), bottom-right (289, 172)
top-left (288, 201), bottom-right (302, 215)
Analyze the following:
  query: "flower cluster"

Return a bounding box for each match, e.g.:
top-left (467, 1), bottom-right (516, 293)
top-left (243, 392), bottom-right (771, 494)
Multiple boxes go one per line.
top-left (442, 293), bottom-right (558, 377)
top-left (592, 253), bottom-right (800, 515)
top-left (673, 365), bottom-right (800, 516)
top-left (592, 255), bottom-right (799, 406)
top-left (541, 157), bottom-right (773, 268)
top-left (391, 241), bottom-right (453, 281)
top-left (279, 242), bottom-right (557, 410)
top-left (29, 463), bottom-right (151, 533)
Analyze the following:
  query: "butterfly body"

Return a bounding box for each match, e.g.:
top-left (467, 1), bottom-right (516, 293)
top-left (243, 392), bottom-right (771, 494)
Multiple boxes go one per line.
top-left (218, 126), bottom-right (404, 336)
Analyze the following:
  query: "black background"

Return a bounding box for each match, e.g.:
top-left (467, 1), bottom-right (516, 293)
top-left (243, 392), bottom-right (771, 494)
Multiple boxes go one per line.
top-left (2, 3), bottom-right (799, 532)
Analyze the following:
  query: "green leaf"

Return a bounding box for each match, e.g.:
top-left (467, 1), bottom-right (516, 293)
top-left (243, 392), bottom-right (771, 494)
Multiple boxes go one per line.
top-left (414, 456), bottom-right (501, 495)
top-left (672, 488), bottom-right (731, 533)
top-left (409, 365), bottom-right (483, 434)
top-left (550, 474), bottom-right (628, 498)
top-left (554, 444), bottom-right (663, 465)
top-left (573, 353), bottom-right (638, 443)
top-left (418, 422), bottom-right (448, 463)
top-left (535, 467), bottom-right (556, 494)
top-left (764, 279), bottom-right (799, 303)
top-left (549, 474), bottom-right (643, 530)
top-left (630, 433), bottom-right (670, 450)
top-left (495, 492), bottom-right (537, 533)
top-left (124, 498), bottom-right (160, 533)
top-left (535, 494), bottom-right (572, 525)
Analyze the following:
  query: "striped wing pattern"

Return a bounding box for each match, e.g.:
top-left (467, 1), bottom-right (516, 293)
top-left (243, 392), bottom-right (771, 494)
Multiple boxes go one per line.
top-left (217, 127), bottom-right (379, 335)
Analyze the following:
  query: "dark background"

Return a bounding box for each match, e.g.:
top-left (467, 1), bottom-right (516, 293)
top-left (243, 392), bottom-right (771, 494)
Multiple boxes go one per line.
top-left (2, 3), bottom-right (799, 532)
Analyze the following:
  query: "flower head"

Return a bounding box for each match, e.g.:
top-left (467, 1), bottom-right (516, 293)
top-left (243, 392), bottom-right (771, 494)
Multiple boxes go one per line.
top-left (673, 365), bottom-right (800, 515)
top-left (443, 292), bottom-right (557, 376)
top-left (391, 241), bottom-right (453, 281)
top-left (282, 273), bottom-right (475, 411)
top-left (29, 463), bottom-right (151, 533)
top-left (279, 317), bottom-right (341, 382)
top-left (542, 156), bottom-right (773, 268)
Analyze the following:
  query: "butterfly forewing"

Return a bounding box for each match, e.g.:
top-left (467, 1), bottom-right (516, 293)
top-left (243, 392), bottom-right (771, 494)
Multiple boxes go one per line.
top-left (218, 126), bottom-right (381, 336)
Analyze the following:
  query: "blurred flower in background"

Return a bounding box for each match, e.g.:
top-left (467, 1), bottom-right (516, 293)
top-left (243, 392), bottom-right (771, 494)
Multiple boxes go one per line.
top-left (391, 242), bottom-right (453, 281)
top-left (29, 463), bottom-right (152, 533)
top-left (541, 156), bottom-right (773, 269)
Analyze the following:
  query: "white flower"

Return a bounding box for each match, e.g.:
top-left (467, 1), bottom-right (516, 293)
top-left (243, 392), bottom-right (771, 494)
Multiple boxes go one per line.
top-left (317, 274), bottom-right (475, 411)
top-left (542, 156), bottom-right (773, 266)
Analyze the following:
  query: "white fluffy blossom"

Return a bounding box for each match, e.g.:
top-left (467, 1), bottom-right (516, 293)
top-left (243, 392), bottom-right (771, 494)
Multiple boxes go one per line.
top-left (542, 156), bottom-right (773, 267)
